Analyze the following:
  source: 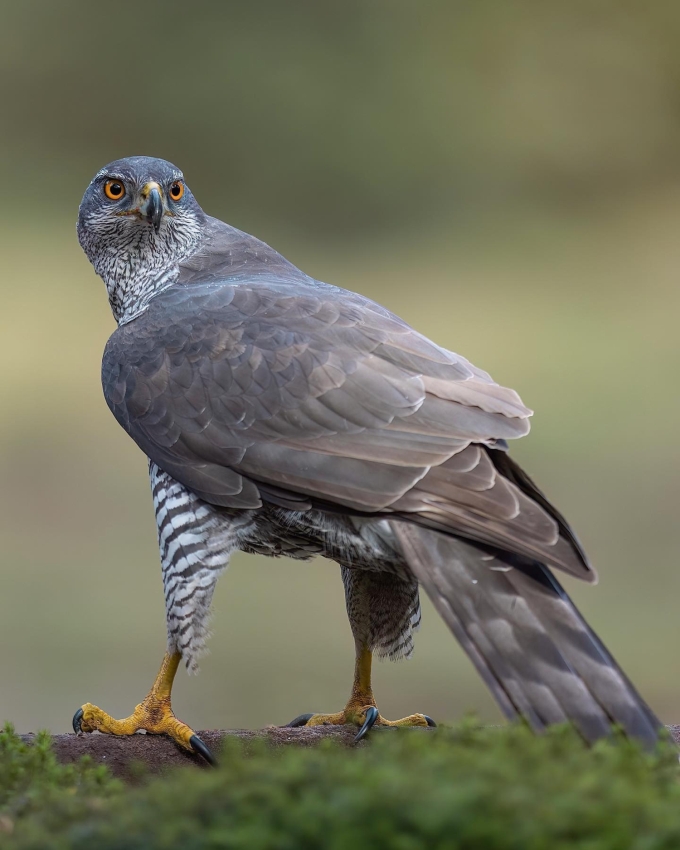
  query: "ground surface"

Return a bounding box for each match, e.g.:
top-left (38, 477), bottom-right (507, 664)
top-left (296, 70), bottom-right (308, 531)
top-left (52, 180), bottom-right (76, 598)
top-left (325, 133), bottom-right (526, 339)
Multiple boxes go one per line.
top-left (23, 725), bottom-right (430, 779)
top-left (19, 724), bottom-right (678, 781)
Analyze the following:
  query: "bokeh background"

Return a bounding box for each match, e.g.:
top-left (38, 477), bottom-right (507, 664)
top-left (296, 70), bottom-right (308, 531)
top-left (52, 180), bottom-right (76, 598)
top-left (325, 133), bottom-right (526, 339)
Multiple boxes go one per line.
top-left (1, 1), bottom-right (680, 734)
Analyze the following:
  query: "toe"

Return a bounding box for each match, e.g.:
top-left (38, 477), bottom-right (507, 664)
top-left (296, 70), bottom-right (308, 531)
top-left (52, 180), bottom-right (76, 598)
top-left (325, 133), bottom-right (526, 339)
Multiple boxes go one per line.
top-left (385, 712), bottom-right (436, 729)
top-left (189, 734), bottom-right (217, 767)
top-left (354, 706), bottom-right (379, 743)
top-left (285, 713), bottom-right (316, 728)
top-left (299, 712), bottom-right (347, 727)
top-left (75, 702), bottom-right (108, 734)
top-left (72, 707), bottom-right (84, 734)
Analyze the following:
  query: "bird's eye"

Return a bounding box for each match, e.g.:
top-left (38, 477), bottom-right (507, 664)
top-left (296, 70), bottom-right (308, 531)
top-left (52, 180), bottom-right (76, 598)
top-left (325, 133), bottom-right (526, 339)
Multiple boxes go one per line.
top-left (104, 180), bottom-right (126, 200)
top-left (169, 181), bottom-right (184, 201)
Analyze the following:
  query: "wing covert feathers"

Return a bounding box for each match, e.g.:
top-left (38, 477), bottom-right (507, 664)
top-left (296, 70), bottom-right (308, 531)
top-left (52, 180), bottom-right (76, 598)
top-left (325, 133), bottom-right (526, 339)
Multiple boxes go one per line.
top-left (103, 277), bottom-right (588, 577)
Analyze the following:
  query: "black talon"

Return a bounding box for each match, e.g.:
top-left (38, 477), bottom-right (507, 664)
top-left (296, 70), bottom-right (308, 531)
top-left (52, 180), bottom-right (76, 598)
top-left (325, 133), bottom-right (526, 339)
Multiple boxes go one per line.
top-left (354, 706), bottom-right (379, 743)
top-left (424, 715), bottom-right (437, 727)
top-left (72, 708), bottom-right (84, 734)
top-left (285, 713), bottom-right (315, 728)
top-left (189, 734), bottom-right (217, 767)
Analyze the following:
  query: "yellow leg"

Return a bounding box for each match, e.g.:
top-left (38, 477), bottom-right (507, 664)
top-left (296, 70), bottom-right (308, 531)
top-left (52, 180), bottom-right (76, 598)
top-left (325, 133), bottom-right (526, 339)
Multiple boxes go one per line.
top-left (73, 652), bottom-right (215, 763)
top-left (286, 644), bottom-right (435, 738)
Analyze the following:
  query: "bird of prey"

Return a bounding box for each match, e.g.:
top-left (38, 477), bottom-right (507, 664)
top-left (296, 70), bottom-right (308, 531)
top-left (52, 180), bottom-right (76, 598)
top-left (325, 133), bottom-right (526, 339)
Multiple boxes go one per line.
top-left (74, 156), bottom-right (660, 762)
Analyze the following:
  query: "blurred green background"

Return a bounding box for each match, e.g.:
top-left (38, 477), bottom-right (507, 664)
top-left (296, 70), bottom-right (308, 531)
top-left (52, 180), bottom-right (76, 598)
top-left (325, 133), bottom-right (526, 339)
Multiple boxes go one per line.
top-left (1, 0), bottom-right (679, 734)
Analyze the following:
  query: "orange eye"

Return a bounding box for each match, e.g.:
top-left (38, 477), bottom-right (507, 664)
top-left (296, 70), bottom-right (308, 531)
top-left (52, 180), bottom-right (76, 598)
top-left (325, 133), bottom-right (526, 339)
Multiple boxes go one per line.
top-left (169, 181), bottom-right (184, 201)
top-left (104, 180), bottom-right (126, 200)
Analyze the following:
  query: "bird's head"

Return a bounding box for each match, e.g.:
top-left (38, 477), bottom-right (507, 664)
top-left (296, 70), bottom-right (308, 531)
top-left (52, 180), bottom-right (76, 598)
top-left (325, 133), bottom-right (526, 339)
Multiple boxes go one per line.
top-left (78, 156), bottom-right (207, 321)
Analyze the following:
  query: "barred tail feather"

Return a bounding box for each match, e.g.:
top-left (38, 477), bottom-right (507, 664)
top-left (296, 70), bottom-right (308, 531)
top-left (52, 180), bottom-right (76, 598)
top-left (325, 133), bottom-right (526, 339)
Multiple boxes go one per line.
top-left (392, 522), bottom-right (661, 747)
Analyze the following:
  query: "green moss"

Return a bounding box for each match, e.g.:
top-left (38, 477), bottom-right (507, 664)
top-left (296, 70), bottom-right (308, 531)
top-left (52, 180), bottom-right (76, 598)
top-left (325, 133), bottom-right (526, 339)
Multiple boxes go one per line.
top-left (2, 721), bottom-right (680, 848)
top-left (0, 723), bottom-right (119, 839)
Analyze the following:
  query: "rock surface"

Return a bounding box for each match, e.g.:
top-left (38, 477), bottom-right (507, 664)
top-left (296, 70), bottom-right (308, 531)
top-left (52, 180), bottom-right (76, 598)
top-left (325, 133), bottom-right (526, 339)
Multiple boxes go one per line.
top-left (21, 724), bottom-right (677, 781)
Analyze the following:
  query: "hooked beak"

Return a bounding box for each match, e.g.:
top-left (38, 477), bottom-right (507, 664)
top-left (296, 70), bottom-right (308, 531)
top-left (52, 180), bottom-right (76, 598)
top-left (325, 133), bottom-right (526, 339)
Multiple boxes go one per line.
top-left (139, 182), bottom-right (164, 234)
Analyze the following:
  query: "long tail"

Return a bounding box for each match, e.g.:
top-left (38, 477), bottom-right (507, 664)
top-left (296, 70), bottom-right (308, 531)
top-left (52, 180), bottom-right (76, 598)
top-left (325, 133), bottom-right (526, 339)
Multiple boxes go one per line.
top-left (392, 522), bottom-right (661, 746)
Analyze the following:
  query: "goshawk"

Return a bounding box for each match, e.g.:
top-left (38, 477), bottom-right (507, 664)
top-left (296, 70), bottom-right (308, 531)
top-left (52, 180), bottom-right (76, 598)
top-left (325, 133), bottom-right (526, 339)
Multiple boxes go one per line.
top-left (73, 156), bottom-right (660, 762)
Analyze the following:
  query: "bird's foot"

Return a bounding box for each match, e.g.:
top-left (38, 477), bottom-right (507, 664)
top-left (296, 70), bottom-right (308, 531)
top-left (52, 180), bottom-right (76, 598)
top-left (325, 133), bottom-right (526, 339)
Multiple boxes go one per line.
top-left (286, 705), bottom-right (436, 742)
top-left (72, 653), bottom-right (215, 765)
top-left (72, 700), bottom-right (215, 764)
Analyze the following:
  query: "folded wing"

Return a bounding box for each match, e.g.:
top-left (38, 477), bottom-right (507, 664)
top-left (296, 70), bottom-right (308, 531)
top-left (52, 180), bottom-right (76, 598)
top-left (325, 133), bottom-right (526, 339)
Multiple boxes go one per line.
top-left (103, 277), bottom-right (590, 580)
